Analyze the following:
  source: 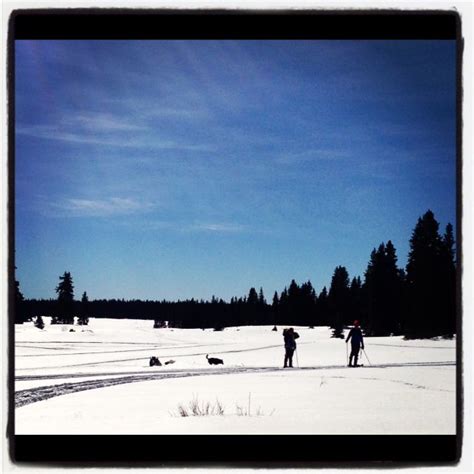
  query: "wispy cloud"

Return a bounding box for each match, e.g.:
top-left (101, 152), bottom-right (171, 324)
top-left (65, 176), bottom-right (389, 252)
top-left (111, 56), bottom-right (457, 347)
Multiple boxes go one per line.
top-left (16, 124), bottom-right (214, 152)
top-left (118, 220), bottom-right (247, 234)
top-left (48, 197), bottom-right (155, 217)
top-left (106, 99), bottom-right (210, 121)
top-left (188, 222), bottom-right (246, 233)
top-left (275, 149), bottom-right (352, 165)
top-left (67, 113), bottom-right (147, 132)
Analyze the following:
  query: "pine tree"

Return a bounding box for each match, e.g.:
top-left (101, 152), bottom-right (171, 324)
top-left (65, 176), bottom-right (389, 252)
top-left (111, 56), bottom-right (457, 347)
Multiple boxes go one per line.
top-left (440, 223), bottom-right (456, 336)
top-left (55, 272), bottom-right (75, 324)
top-left (317, 286), bottom-right (329, 326)
top-left (328, 266), bottom-right (350, 338)
top-left (287, 279), bottom-right (300, 325)
top-left (247, 288), bottom-right (259, 305)
top-left (349, 276), bottom-right (364, 328)
top-left (405, 210), bottom-right (451, 338)
top-left (300, 280), bottom-right (317, 327)
top-left (364, 241), bottom-right (403, 336)
top-left (78, 291), bottom-right (90, 325)
top-left (279, 287), bottom-right (289, 324)
top-left (384, 240), bottom-right (403, 335)
top-left (246, 287), bottom-right (259, 325)
top-left (258, 287), bottom-right (266, 305)
top-left (272, 291), bottom-right (279, 327)
top-left (15, 280), bottom-right (26, 324)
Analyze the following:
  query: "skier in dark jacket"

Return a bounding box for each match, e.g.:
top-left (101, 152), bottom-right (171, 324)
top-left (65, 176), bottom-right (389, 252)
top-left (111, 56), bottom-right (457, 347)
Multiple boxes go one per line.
top-left (283, 327), bottom-right (300, 368)
top-left (345, 320), bottom-right (364, 367)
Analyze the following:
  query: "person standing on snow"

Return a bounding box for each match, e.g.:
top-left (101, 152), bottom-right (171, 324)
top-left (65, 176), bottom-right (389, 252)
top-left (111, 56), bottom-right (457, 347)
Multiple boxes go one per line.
top-left (283, 327), bottom-right (300, 368)
top-left (345, 320), bottom-right (364, 367)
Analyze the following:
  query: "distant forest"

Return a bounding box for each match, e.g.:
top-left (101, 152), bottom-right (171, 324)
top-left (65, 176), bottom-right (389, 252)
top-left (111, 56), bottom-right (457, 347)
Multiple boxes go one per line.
top-left (15, 210), bottom-right (457, 339)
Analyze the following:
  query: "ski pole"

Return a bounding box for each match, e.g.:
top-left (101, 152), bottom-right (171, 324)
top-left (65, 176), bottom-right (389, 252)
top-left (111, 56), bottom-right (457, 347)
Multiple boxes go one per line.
top-left (295, 347), bottom-right (299, 368)
top-left (362, 349), bottom-right (372, 366)
top-left (346, 342), bottom-right (349, 366)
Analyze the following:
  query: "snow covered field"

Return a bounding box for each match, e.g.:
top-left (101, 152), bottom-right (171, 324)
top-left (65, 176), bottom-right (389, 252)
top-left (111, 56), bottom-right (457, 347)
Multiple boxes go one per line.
top-left (14, 318), bottom-right (456, 435)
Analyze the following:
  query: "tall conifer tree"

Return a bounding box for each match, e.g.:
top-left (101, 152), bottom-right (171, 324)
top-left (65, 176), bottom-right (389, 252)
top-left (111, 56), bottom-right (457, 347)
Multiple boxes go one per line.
top-left (279, 287), bottom-right (289, 324)
top-left (258, 287), bottom-right (266, 305)
top-left (15, 280), bottom-right (26, 324)
top-left (301, 280), bottom-right (317, 326)
top-left (78, 291), bottom-right (90, 326)
top-left (317, 286), bottom-right (329, 326)
top-left (441, 223), bottom-right (456, 335)
top-left (55, 272), bottom-right (75, 324)
top-left (405, 210), bottom-right (452, 338)
top-left (364, 241), bottom-right (402, 336)
top-left (349, 276), bottom-right (364, 328)
top-left (272, 291), bottom-right (279, 327)
top-left (328, 266), bottom-right (350, 338)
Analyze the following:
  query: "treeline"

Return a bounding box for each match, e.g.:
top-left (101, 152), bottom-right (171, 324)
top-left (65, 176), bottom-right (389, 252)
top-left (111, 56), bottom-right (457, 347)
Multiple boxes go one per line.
top-left (15, 210), bottom-right (456, 339)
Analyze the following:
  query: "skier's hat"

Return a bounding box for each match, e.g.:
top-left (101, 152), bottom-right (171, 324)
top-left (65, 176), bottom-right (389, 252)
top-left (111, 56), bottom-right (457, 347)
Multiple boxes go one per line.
top-left (354, 320), bottom-right (360, 327)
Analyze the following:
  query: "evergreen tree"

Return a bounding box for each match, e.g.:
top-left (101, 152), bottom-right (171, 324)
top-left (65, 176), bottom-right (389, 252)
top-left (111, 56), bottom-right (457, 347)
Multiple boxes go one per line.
top-left (443, 223), bottom-right (456, 262)
top-left (15, 280), bottom-right (26, 324)
top-left (247, 287), bottom-right (259, 325)
top-left (300, 280), bottom-right (317, 327)
top-left (55, 272), bottom-right (75, 324)
top-left (272, 291), bottom-right (279, 326)
top-left (405, 210), bottom-right (452, 338)
top-left (279, 287), bottom-right (289, 324)
top-left (258, 287), bottom-right (266, 305)
top-left (328, 266), bottom-right (350, 338)
top-left (349, 276), bottom-right (364, 328)
top-left (287, 279), bottom-right (300, 325)
top-left (384, 240), bottom-right (403, 335)
top-left (316, 286), bottom-right (329, 326)
top-left (78, 291), bottom-right (90, 325)
top-left (364, 241), bottom-right (403, 336)
top-left (440, 223), bottom-right (456, 336)
top-left (247, 287), bottom-right (259, 305)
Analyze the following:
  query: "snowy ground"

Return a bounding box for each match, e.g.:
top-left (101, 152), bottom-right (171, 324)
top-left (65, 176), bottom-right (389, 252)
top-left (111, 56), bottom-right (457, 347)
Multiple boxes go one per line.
top-left (14, 318), bottom-right (456, 435)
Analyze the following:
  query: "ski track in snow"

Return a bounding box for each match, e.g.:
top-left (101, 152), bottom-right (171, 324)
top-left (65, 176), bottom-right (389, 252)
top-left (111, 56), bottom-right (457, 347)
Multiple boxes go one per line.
top-left (16, 340), bottom-right (220, 346)
top-left (15, 361), bottom-right (455, 408)
top-left (15, 367), bottom-right (274, 408)
top-left (16, 343), bottom-right (225, 357)
top-left (317, 374), bottom-right (454, 393)
top-left (368, 342), bottom-right (455, 350)
top-left (16, 331), bottom-right (456, 409)
top-left (15, 343), bottom-right (288, 371)
top-left (16, 338), bottom-right (456, 371)
top-left (16, 360), bottom-right (456, 382)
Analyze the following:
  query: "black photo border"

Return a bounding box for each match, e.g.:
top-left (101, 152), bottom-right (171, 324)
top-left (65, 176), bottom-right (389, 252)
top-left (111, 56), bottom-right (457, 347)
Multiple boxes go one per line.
top-left (7, 9), bottom-right (463, 467)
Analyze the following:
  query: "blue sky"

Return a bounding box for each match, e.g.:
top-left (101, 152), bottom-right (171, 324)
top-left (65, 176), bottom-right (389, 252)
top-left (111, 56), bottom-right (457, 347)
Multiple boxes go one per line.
top-left (15, 40), bottom-right (456, 301)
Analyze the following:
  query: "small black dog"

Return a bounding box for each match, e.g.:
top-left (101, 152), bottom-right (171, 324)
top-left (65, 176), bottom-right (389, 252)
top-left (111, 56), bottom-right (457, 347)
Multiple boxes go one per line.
top-left (149, 356), bottom-right (162, 367)
top-left (206, 354), bottom-right (224, 365)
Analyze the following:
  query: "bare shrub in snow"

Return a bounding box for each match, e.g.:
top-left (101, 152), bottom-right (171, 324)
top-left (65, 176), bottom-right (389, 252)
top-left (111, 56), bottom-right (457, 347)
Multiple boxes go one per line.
top-left (172, 393), bottom-right (274, 418)
top-left (34, 316), bottom-right (45, 330)
top-left (236, 393), bottom-right (275, 417)
top-left (235, 404), bottom-right (275, 417)
top-left (174, 395), bottom-right (225, 417)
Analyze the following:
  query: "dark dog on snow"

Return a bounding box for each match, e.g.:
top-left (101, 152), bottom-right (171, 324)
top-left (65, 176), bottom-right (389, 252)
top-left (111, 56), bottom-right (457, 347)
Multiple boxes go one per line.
top-left (149, 356), bottom-right (162, 367)
top-left (206, 354), bottom-right (224, 365)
